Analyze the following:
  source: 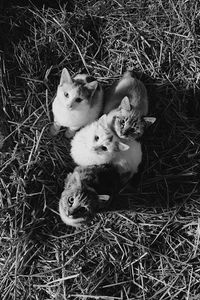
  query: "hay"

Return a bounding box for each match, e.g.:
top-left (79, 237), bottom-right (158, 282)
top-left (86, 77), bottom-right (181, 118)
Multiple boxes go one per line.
top-left (0, 1), bottom-right (200, 299)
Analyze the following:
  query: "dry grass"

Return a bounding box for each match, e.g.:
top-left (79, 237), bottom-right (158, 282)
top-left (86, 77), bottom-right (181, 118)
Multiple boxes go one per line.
top-left (0, 1), bottom-right (200, 299)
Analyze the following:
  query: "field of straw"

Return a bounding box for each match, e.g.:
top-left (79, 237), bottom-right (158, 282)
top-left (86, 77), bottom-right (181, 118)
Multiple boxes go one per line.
top-left (0, 1), bottom-right (200, 299)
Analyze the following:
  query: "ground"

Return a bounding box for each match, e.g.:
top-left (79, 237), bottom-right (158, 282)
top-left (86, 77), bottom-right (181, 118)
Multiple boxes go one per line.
top-left (0, 1), bottom-right (200, 299)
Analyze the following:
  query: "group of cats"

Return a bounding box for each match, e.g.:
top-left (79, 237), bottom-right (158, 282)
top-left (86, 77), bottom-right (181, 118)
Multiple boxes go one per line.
top-left (50, 68), bottom-right (156, 227)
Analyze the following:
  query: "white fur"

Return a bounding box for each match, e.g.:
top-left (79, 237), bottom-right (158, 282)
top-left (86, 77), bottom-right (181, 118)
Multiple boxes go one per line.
top-left (112, 138), bottom-right (142, 176)
top-left (71, 120), bottom-right (114, 166)
top-left (52, 69), bottom-right (103, 131)
top-left (70, 116), bottom-right (142, 175)
top-left (53, 91), bottom-right (102, 130)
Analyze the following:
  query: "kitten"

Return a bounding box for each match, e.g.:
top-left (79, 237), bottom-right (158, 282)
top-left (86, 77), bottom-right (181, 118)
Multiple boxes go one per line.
top-left (107, 96), bottom-right (156, 139)
top-left (70, 114), bottom-right (142, 176)
top-left (103, 70), bottom-right (148, 116)
top-left (59, 164), bottom-right (121, 227)
top-left (50, 68), bottom-right (103, 138)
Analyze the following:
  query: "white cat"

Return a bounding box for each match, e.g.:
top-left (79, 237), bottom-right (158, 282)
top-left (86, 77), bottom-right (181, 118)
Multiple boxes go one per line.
top-left (50, 68), bottom-right (104, 137)
top-left (70, 114), bottom-right (142, 177)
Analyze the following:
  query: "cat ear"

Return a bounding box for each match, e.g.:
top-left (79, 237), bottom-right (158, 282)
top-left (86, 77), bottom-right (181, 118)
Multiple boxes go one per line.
top-left (60, 68), bottom-right (72, 85)
top-left (98, 195), bottom-right (110, 201)
top-left (65, 172), bottom-right (73, 187)
top-left (117, 141), bottom-right (130, 151)
top-left (143, 117), bottom-right (156, 127)
top-left (120, 96), bottom-right (131, 111)
top-left (98, 194), bottom-right (110, 201)
top-left (84, 81), bottom-right (98, 98)
top-left (98, 194), bottom-right (110, 207)
top-left (73, 171), bottom-right (82, 187)
top-left (85, 81), bottom-right (98, 91)
top-left (98, 114), bottom-right (108, 128)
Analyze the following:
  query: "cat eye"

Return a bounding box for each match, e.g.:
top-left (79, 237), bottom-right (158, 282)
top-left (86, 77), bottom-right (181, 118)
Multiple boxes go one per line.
top-left (64, 92), bottom-right (69, 97)
top-left (101, 146), bottom-right (107, 151)
top-left (68, 197), bottom-right (74, 207)
top-left (94, 135), bottom-right (99, 141)
top-left (75, 98), bottom-right (83, 103)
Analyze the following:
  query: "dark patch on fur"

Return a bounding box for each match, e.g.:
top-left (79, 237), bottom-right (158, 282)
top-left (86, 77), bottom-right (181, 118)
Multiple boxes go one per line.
top-left (79, 80), bottom-right (100, 99)
top-left (73, 78), bottom-right (85, 86)
top-left (75, 164), bottom-right (121, 205)
top-left (86, 75), bottom-right (96, 83)
top-left (81, 86), bottom-right (92, 99)
top-left (96, 83), bottom-right (101, 91)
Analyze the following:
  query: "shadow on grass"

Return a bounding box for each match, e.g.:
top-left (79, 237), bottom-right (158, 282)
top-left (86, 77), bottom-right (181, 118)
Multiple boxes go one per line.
top-left (99, 76), bottom-right (200, 213)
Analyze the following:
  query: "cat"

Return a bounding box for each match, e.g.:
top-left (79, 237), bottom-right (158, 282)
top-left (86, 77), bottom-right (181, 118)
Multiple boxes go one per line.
top-left (103, 70), bottom-right (148, 116)
top-left (107, 96), bottom-right (156, 139)
top-left (59, 164), bottom-right (121, 227)
top-left (50, 68), bottom-right (104, 138)
top-left (70, 114), bottom-right (142, 177)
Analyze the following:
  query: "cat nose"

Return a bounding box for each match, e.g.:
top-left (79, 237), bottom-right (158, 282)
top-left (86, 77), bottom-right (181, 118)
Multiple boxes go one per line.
top-left (66, 102), bottom-right (73, 109)
top-left (93, 146), bottom-right (101, 152)
top-left (70, 207), bottom-right (88, 218)
top-left (67, 210), bottom-right (73, 217)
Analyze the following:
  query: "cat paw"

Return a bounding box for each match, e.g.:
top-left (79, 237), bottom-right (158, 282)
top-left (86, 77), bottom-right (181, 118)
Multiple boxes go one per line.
top-left (63, 216), bottom-right (87, 228)
top-left (50, 124), bottom-right (60, 136)
top-left (65, 128), bottom-right (76, 139)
